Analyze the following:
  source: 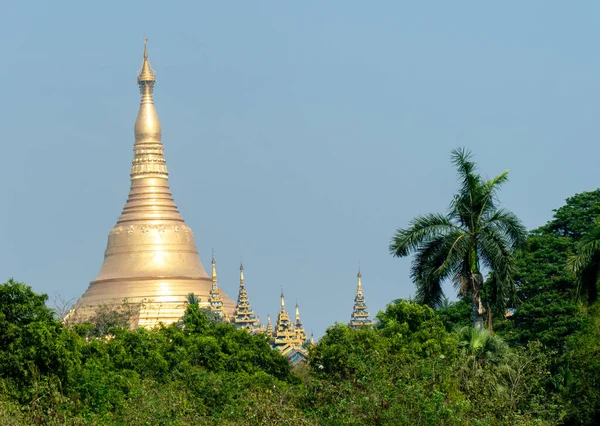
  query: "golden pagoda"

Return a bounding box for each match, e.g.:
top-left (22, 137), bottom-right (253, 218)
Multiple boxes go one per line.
top-left (72, 39), bottom-right (235, 327)
top-left (349, 269), bottom-right (373, 328)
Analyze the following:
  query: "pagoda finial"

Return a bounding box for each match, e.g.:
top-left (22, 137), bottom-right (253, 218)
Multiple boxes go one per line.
top-left (211, 250), bottom-right (217, 283)
top-left (138, 36), bottom-right (156, 84)
top-left (357, 268), bottom-right (362, 293)
top-left (310, 331), bottom-right (315, 345)
top-left (295, 302), bottom-right (300, 322)
top-left (280, 291), bottom-right (285, 310)
top-left (239, 263), bottom-right (245, 287)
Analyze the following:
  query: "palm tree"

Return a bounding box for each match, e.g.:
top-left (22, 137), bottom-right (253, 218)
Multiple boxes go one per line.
top-left (186, 292), bottom-right (200, 306)
top-left (567, 221), bottom-right (600, 303)
top-left (389, 148), bottom-right (526, 329)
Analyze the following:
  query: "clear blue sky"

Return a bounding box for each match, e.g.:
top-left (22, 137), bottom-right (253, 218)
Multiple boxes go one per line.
top-left (1, 2), bottom-right (599, 337)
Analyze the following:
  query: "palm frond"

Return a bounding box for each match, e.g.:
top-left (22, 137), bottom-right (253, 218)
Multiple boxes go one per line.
top-left (477, 171), bottom-right (509, 221)
top-left (483, 208), bottom-right (527, 250)
top-left (567, 239), bottom-right (600, 303)
top-left (410, 237), bottom-right (449, 308)
top-left (186, 293), bottom-right (200, 306)
top-left (478, 228), bottom-right (517, 311)
top-left (451, 148), bottom-right (478, 195)
top-left (410, 231), bottom-right (469, 307)
top-left (437, 231), bottom-right (472, 278)
top-left (389, 213), bottom-right (457, 257)
top-left (414, 277), bottom-right (445, 309)
top-left (450, 148), bottom-right (485, 229)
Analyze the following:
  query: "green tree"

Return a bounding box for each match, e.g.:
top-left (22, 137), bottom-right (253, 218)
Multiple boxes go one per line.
top-left (496, 233), bottom-right (584, 350)
top-left (562, 303), bottom-right (600, 425)
top-left (0, 280), bottom-right (81, 402)
top-left (540, 189), bottom-right (600, 241)
top-left (435, 297), bottom-right (472, 331)
top-left (390, 148), bottom-right (526, 329)
top-left (496, 190), bottom-right (600, 350)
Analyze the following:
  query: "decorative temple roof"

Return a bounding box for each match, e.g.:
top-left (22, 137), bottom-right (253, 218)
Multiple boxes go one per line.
top-left (349, 269), bottom-right (374, 328)
top-left (208, 253), bottom-right (225, 318)
top-left (231, 264), bottom-right (263, 333)
top-left (273, 292), bottom-right (305, 352)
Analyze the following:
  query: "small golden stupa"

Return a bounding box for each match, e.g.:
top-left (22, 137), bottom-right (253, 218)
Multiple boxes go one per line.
top-left (73, 39), bottom-right (235, 326)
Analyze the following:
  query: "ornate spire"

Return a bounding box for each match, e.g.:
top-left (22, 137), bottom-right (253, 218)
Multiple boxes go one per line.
top-left (231, 264), bottom-right (262, 333)
top-left (137, 37), bottom-right (156, 84)
top-left (294, 302), bottom-right (307, 344)
top-left (280, 291), bottom-right (285, 311)
top-left (267, 314), bottom-right (273, 335)
top-left (116, 37), bottom-right (181, 224)
top-left (131, 37), bottom-right (168, 181)
top-left (208, 252), bottom-right (225, 317)
top-left (310, 331), bottom-right (315, 345)
top-left (349, 269), bottom-right (373, 329)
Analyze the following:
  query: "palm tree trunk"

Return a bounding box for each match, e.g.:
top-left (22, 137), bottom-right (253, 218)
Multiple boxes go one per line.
top-left (471, 273), bottom-right (485, 330)
top-left (486, 302), bottom-right (493, 334)
top-left (472, 294), bottom-right (484, 330)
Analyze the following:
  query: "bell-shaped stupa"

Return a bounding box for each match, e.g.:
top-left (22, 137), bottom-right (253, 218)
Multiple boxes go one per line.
top-left (73, 39), bottom-right (235, 326)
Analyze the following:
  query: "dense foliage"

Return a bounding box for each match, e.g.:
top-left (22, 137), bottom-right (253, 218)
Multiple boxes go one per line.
top-left (0, 286), bottom-right (568, 425)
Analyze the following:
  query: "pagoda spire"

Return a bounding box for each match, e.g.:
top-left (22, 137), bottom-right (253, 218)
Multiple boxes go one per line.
top-left (357, 268), bottom-right (363, 293)
top-left (208, 251), bottom-right (225, 317)
top-left (294, 302), bottom-right (307, 344)
top-left (266, 314), bottom-right (273, 335)
top-left (349, 268), bottom-right (373, 328)
top-left (240, 263), bottom-right (245, 287)
top-left (131, 37), bottom-right (169, 182)
top-left (231, 263), bottom-right (262, 333)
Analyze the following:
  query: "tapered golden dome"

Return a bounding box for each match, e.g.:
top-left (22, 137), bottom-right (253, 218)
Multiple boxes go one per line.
top-left (72, 39), bottom-right (235, 326)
